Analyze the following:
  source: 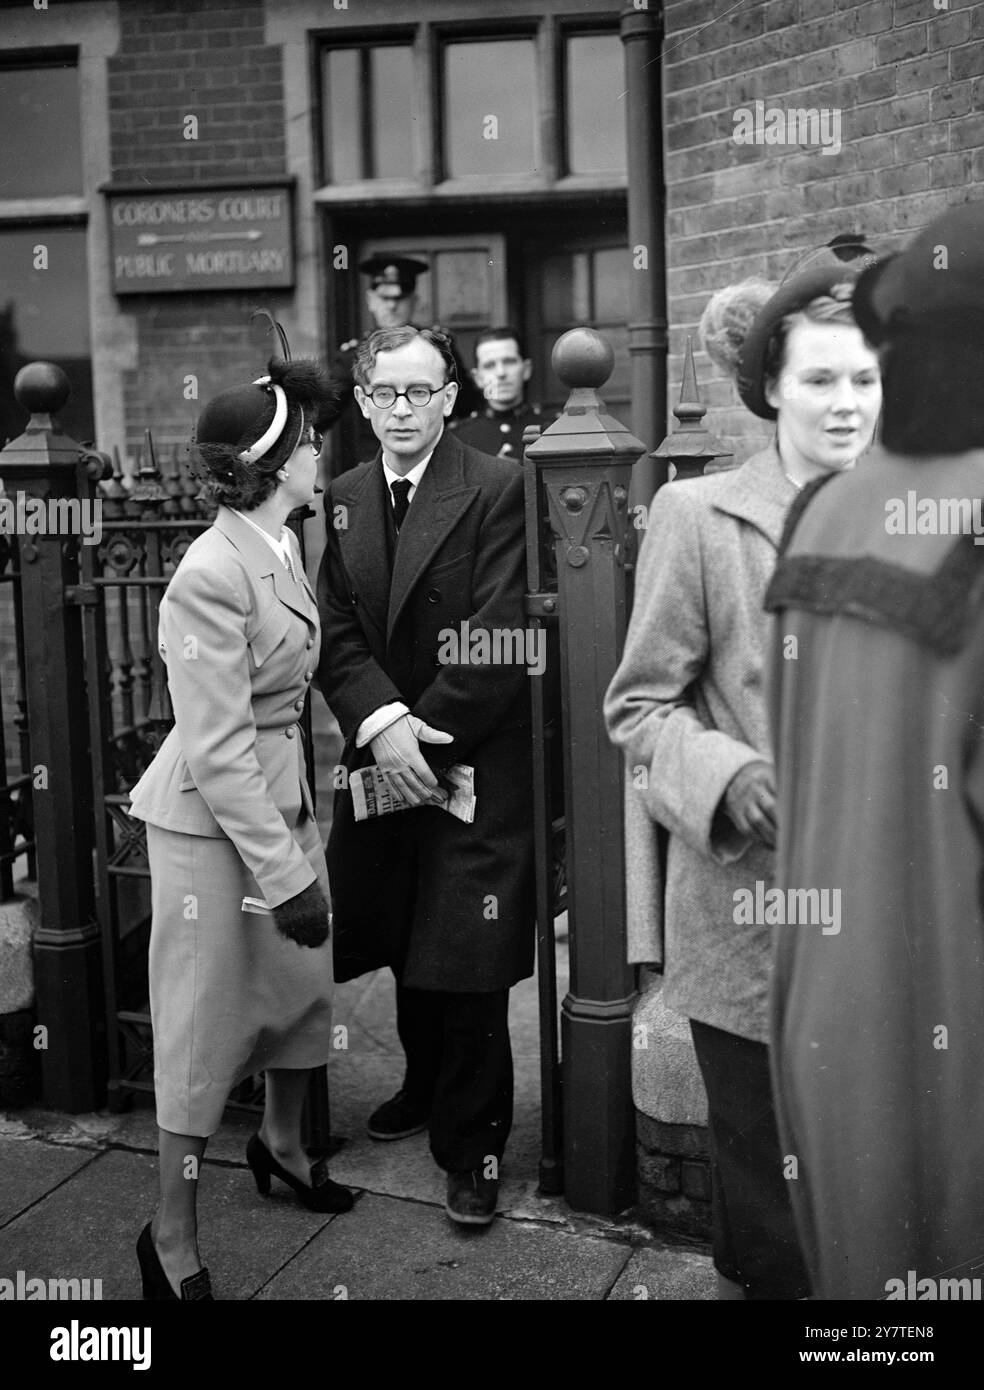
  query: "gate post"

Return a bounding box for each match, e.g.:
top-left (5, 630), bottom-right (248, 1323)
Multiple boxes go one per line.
top-left (0, 363), bottom-right (109, 1110)
top-left (526, 329), bottom-right (644, 1216)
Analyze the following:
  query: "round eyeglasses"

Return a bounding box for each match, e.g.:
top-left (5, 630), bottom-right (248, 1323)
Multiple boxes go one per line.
top-left (364, 383), bottom-right (448, 409)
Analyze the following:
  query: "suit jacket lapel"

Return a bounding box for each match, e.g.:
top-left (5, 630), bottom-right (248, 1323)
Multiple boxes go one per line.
top-left (331, 456), bottom-right (393, 646)
top-left (387, 430), bottom-right (480, 647)
top-left (213, 506), bottom-right (317, 632)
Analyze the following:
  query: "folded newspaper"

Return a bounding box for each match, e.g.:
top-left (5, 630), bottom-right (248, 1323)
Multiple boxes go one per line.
top-left (350, 763), bottom-right (476, 824)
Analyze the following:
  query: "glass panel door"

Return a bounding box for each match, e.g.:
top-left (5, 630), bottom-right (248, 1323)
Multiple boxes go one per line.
top-left (525, 237), bottom-right (631, 421)
top-left (356, 233), bottom-right (507, 411)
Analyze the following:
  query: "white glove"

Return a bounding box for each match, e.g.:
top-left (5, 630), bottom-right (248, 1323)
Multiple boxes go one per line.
top-left (370, 713), bottom-right (453, 807)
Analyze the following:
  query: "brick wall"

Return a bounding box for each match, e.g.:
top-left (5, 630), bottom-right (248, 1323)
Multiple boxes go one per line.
top-left (108, 0), bottom-right (290, 457)
top-left (663, 0), bottom-right (984, 464)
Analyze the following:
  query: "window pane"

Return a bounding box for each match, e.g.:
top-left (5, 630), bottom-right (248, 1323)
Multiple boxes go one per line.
top-left (541, 252), bottom-right (590, 326)
top-left (0, 65), bottom-right (83, 197)
top-left (323, 49), bottom-right (362, 183)
top-left (566, 34), bottom-right (626, 174)
top-left (444, 41), bottom-right (536, 178)
top-left (371, 47), bottom-right (414, 179)
top-left (434, 249), bottom-right (493, 326)
top-left (0, 228), bottom-right (93, 446)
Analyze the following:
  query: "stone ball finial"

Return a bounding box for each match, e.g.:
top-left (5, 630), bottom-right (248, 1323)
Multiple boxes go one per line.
top-left (14, 362), bottom-right (70, 417)
top-left (551, 328), bottom-right (614, 390)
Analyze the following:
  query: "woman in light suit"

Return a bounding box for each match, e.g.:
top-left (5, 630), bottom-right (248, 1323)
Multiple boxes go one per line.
top-left (128, 356), bottom-right (352, 1300)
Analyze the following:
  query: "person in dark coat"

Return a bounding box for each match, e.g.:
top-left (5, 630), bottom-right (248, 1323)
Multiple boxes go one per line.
top-left (449, 326), bottom-right (551, 460)
top-left (316, 325), bottom-right (535, 1226)
top-left (765, 202), bottom-right (984, 1300)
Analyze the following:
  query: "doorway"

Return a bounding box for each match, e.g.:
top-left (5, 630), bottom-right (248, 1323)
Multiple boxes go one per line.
top-left (324, 200), bottom-right (628, 466)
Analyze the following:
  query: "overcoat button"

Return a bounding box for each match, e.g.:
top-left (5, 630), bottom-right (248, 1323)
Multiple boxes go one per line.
top-left (305, 637), bottom-right (314, 649)
top-left (285, 726), bottom-right (295, 739)
top-left (304, 670), bottom-right (314, 682)
top-left (351, 592), bottom-right (358, 605)
top-left (294, 698), bottom-right (304, 712)
top-left (427, 588), bottom-right (441, 603)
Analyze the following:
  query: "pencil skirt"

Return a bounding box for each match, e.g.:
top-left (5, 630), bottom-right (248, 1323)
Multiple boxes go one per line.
top-left (147, 813), bottom-right (334, 1137)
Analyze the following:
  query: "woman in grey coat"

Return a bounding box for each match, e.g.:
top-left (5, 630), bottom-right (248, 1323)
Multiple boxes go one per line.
top-left (604, 241), bottom-right (881, 1298)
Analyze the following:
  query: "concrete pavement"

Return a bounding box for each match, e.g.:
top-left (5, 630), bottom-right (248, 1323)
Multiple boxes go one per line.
top-left (0, 948), bottom-right (714, 1301)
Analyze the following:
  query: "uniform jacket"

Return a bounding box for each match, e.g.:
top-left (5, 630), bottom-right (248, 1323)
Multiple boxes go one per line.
top-left (128, 506), bottom-right (320, 910)
top-left (317, 426), bottom-right (535, 991)
top-left (449, 401), bottom-right (550, 460)
top-left (604, 444), bottom-right (797, 1042)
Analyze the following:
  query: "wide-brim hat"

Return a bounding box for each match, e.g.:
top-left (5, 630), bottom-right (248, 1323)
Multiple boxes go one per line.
top-left (852, 202), bottom-right (984, 348)
top-left (737, 234), bottom-right (879, 420)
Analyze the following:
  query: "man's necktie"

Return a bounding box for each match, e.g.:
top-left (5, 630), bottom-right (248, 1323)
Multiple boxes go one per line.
top-left (391, 478), bottom-right (412, 531)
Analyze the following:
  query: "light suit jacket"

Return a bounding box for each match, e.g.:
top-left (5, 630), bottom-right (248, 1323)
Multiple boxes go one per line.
top-left (604, 445), bottom-right (797, 1042)
top-left (128, 506), bottom-right (320, 909)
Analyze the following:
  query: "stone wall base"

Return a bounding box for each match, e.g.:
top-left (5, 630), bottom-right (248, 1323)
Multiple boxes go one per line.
top-left (633, 968), bottom-right (712, 1242)
top-left (0, 892), bottom-right (40, 1107)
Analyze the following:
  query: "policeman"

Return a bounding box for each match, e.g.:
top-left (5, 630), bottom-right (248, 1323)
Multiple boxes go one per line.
top-left (340, 254), bottom-right (428, 352)
top-left (450, 327), bottom-right (550, 460)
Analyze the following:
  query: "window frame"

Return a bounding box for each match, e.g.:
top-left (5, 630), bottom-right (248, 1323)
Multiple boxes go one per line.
top-left (0, 48), bottom-right (94, 443)
top-left (311, 16), bottom-right (626, 208)
top-left (317, 29), bottom-right (417, 188)
top-left (0, 48), bottom-right (87, 219)
top-left (558, 20), bottom-right (629, 181)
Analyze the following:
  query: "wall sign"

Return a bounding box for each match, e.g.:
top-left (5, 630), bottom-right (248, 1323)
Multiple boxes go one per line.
top-left (107, 184), bottom-right (294, 294)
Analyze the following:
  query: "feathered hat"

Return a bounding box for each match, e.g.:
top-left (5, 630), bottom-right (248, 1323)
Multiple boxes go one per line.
top-left (195, 312), bottom-right (346, 476)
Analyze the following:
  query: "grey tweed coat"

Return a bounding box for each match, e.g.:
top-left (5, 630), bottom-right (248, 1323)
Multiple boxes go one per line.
top-left (604, 444), bottom-right (798, 1042)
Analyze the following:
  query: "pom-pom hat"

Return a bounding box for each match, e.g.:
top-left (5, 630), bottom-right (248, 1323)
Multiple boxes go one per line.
top-left (852, 202), bottom-right (984, 348)
top-left (737, 233), bottom-right (879, 420)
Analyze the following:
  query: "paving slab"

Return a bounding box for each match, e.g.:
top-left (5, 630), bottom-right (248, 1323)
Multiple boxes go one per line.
top-left (609, 1244), bottom-right (716, 1301)
top-left (0, 1135), bottom-right (99, 1229)
top-left (0, 1144), bottom-right (351, 1301)
top-left (257, 1191), bottom-right (632, 1300)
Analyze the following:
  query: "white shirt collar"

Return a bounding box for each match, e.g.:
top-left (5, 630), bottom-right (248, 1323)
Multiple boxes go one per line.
top-left (382, 450), bottom-right (433, 502)
top-left (230, 509), bottom-right (295, 575)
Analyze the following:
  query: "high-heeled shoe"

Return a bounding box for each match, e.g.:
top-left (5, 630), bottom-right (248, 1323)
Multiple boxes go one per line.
top-left (246, 1133), bottom-right (354, 1213)
top-left (136, 1223), bottom-right (213, 1301)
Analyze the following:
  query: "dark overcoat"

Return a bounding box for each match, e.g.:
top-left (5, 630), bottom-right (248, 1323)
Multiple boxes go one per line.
top-left (317, 427), bottom-right (535, 992)
top-left (765, 445), bottom-right (984, 1298)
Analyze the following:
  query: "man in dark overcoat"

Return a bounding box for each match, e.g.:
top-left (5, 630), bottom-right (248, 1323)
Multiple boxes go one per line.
top-left (316, 325), bottom-right (535, 1225)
